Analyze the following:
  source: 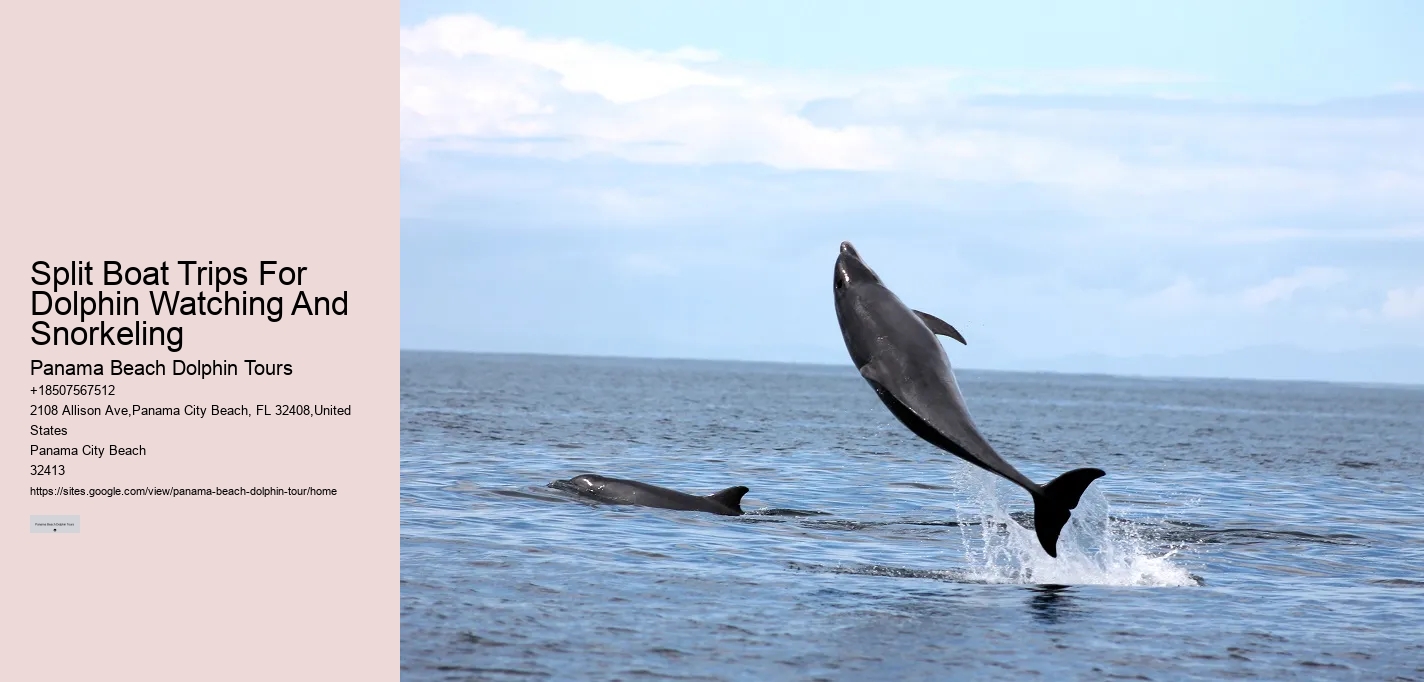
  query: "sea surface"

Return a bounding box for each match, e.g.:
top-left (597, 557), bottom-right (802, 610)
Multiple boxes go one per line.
top-left (400, 351), bottom-right (1424, 680)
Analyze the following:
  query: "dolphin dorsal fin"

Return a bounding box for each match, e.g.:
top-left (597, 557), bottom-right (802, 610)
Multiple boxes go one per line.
top-left (707, 486), bottom-right (748, 512)
top-left (913, 310), bottom-right (967, 345)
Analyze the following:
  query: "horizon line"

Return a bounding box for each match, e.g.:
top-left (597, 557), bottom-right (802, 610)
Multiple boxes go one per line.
top-left (398, 347), bottom-right (1424, 390)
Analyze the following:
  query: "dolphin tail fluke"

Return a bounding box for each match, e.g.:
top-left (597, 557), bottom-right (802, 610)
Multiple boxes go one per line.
top-left (1031, 468), bottom-right (1106, 558)
top-left (708, 486), bottom-right (749, 514)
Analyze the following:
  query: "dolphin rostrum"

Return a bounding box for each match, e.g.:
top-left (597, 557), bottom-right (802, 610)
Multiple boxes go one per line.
top-left (549, 474), bottom-right (748, 516)
top-left (832, 241), bottom-right (1104, 557)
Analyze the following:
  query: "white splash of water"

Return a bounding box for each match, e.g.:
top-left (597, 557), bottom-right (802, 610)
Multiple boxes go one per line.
top-left (951, 468), bottom-right (1198, 587)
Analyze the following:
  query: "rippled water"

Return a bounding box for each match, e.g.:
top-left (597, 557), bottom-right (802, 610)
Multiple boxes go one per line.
top-left (400, 351), bottom-right (1424, 680)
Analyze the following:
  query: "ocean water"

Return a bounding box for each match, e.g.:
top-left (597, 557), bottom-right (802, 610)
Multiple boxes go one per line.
top-left (400, 351), bottom-right (1424, 680)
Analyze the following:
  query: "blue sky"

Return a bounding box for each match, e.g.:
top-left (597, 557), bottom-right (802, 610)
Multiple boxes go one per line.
top-left (400, 2), bottom-right (1424, 382)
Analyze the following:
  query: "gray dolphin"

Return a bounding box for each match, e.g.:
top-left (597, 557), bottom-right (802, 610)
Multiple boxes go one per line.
top-left (833, 241), bottom-right (1104, 557)
top-left (549, 474), bottom-right (748, 516)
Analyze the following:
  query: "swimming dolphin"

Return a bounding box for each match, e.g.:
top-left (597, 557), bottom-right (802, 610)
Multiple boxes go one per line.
top-left (549, 474), bottom-right (748, 516)
top-left (832, 241), bottom-right (1104, 557)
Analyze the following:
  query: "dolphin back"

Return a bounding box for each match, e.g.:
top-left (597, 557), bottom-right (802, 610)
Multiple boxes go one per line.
top-left (549, 474), bottom-right (747, 516)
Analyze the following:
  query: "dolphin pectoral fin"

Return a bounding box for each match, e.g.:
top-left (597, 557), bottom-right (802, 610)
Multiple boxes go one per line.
top-left (860, 361), bottom-right (946, 433)
top-left (707, 486), bottom-right (749, 514)
top-left (913, 310), bottom-right (967, 345)
top-left (858, 364), bottom-right (877, 383)
top-left (858, 361), bottom-right (891, 385)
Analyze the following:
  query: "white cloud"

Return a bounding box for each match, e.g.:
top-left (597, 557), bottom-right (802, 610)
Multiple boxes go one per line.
top-left (399, 15), bottom-right (901, 173)
top-left (1208, 224), bottom-right (1424, 244)
top-left (1129, 277), bottom-right (1202, 314)
top-left (1240, 267), bottom-right (1347, 307)
top-left (1382, 285), bottom-right (1424, 319)
top-left (1129, 267), bottom-right (1349, 316)
top-left (399, 13), bottom-right (1424, 231)
top-left (400, 15), bottom-right (739, 104)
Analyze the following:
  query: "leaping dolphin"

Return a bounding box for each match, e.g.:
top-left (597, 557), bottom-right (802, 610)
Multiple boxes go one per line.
top-left (832, 241), bottom-right (1104, 557)
top-left (549, 474), bottom-right (748, 516)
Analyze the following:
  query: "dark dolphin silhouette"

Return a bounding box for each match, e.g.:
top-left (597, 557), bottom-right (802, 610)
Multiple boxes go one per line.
top-left (549, 474), bottom-right (748, 516)
top-left (832, 241), bottom-right (1104, 557)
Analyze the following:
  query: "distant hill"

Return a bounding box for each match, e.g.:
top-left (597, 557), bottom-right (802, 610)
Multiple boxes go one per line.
top-left (1015, 345), bottom-right (1424, 386)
